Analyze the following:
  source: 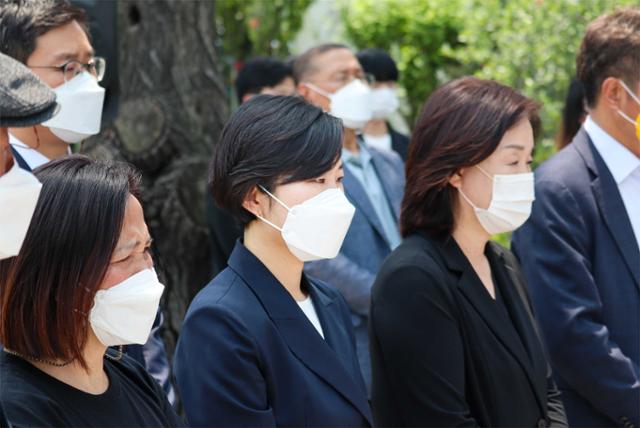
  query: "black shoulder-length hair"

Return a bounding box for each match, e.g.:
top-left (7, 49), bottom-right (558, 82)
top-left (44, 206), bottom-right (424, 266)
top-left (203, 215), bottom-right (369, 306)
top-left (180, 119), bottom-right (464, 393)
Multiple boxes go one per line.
top-left (209, 94), bottom-right (344, 226)
top-left (401, 77), bottom-right (540, 239)
top-left (0, 155), bottom-right (140, 369)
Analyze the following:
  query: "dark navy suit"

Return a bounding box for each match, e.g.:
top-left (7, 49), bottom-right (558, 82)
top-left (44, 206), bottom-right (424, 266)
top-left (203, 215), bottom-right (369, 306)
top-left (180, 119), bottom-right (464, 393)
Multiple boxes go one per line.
top-left (512, 129), bottom-right (640, 427)
top-left (174, 241), bottom-right (372, 427)
top-left (10, 146), bottom-right (175, 404)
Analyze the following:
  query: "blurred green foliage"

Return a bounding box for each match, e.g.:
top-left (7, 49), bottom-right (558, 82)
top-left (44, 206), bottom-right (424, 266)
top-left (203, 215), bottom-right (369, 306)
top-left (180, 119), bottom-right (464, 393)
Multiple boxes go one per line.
top-left (216, 0), bottom-right (313, 60)
top-left (342, 0), bottom-right (637, 168)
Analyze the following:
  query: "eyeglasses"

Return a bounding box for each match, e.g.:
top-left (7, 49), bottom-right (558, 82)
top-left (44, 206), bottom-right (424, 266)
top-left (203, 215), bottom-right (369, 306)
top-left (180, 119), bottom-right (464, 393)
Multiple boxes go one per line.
top-left (30, 57), bottom-right (106, 82)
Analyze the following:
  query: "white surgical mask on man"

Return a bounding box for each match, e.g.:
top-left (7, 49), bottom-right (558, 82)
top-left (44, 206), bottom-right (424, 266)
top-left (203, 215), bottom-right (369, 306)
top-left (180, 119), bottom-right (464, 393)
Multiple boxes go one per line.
top-left (459, 166), bottom-right (535, 235)
top-left (90, 268), bottom-right (165, 347)
top-left (370, 87), bottom-right (400, 119)
top-left (0, 163), bottom-right (42, 259)
top-left (256, 186), bottom-right (356, 262)
top-left (42, 71), bottom-right (105, 144)
top-left (305, 79), bottom-right (372, 130)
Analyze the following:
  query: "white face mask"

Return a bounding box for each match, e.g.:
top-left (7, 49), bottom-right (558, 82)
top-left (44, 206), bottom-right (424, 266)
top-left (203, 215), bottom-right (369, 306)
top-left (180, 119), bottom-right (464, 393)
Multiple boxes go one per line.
top-left (370, 87), bottom-right (399, 119)
top-left (0, 163), bottom-right (42, 260)
top-left (90, 268), bottom-right (165, 347)
top-left (256, 186), bottom-right (356, 262)
top-left (306, 79), bottom-right (372, 130)
top-left (42, 72), bottom-right (105, 144)
top-left (459, 166), bottom-right (535, 235)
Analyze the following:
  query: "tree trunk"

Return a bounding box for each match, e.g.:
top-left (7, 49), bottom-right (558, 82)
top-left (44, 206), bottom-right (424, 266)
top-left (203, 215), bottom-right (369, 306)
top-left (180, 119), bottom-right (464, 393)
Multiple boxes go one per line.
top-left (83, 0), bottom-right (227, 356)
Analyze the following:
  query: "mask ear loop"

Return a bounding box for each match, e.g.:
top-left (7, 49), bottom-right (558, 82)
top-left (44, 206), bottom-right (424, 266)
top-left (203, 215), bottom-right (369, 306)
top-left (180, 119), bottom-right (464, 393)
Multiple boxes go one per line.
top-left (617, 80), bottom-right (640, 125)
top-left (255, 185), bottom-right (291, 232)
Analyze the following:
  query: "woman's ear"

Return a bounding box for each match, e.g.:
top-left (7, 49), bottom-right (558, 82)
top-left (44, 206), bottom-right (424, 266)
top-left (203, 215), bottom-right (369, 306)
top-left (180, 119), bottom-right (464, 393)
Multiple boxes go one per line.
top-left (448, 168), bottom-right (465, 189)
top-left (241, 186), bottom-right (267, 218)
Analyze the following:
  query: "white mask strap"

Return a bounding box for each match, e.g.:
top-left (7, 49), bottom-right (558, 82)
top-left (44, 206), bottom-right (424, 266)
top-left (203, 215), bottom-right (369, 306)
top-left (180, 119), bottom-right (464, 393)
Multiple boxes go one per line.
top-left (619, 80), bottom-right (640, 106)
top-left (475, 165), bottom-right (494, 180)
top-left (458, 188), bottom-right (481, 211)
top-left (618, 109), bottom-right (637, 126)
top-left (304, 82), bottom-right (332, 98)
top-left (256, 185), bottom-right (290, 232)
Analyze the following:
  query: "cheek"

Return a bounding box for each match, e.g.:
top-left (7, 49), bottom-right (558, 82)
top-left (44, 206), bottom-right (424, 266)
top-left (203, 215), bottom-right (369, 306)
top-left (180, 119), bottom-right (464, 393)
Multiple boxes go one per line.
top-left (99, 265), bottom-right (131, 290)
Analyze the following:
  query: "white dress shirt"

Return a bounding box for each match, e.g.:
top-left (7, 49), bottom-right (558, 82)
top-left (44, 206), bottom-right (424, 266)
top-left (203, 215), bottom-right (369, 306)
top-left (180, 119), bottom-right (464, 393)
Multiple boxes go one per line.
top-left (9, 133), bottom-right (52, 170)
top-left (584, 116), bottom-right (640, 251)
top-left (297, 297), bottom-right (325, 339)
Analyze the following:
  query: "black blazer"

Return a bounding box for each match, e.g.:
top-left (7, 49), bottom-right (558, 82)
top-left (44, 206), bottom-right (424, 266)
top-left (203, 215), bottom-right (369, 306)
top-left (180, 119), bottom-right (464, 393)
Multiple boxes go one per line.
top-left (369, 233), bottom-right (567, 427)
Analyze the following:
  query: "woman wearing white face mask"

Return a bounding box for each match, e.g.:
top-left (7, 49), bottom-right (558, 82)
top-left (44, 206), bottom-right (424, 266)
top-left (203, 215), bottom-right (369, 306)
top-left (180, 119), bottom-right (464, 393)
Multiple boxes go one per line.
top-left (369, 77), bottom-right (567, 427)
top-left (0, 155), bottom-right (183, 427)
top-left (174, 95), bottom-right (372, 427)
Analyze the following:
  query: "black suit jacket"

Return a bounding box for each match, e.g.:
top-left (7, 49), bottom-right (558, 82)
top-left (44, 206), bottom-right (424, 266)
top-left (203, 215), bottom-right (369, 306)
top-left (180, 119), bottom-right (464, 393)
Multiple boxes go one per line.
top-left (389, 125), bottom-right (410, 161)
top-left (370, 233), bottom-right (567, 427)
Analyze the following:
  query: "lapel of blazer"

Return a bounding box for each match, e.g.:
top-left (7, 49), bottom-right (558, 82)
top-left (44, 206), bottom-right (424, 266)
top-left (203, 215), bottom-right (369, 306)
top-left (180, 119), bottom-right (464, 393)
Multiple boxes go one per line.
top-left (343, 165), bottom-right (390, 247)
top-left (487, 243), bottom-right (548, 414)
top-left (573, 128), bottom-right (640, 287)
top-left (438, 238), bottom-right (545, 411)
top-left (228, 243), bottom-right (372, 424)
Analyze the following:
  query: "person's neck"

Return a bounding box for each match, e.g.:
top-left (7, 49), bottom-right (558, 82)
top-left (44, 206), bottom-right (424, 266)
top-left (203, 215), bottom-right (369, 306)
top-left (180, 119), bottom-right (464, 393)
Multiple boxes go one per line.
top-left (343, 128), bottom-right (360, 154)
top-left (363, 119), bottom-right (389, 137)
top-left (451, 201), bottom-right (491, 261)
top-left (590, 110), bottom-right (640, 158)
top-left (9, 125), bottom-right (70, 160)
top-left (244, 223), bottom-right (306, 301)
top-left (32, 334), bottom-right (108, 395)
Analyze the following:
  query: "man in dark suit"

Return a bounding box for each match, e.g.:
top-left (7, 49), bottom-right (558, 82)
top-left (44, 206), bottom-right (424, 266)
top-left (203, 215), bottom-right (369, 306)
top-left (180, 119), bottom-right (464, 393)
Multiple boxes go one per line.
top-left (357, 48), bottom-right (411, 161)
top-left (512, 7), bottom-right (640, 427)
top-left (0, 0), bottom-right (174, 403)
top-left (295, 44), bottom-right (405, 396)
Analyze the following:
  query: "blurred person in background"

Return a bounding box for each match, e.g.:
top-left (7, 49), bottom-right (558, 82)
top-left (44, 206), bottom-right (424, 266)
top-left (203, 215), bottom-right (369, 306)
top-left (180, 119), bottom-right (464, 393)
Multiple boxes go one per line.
top-left (357, 48), bottom-right (410, 161)
top-left (556, 78), bottom-right (586, 150)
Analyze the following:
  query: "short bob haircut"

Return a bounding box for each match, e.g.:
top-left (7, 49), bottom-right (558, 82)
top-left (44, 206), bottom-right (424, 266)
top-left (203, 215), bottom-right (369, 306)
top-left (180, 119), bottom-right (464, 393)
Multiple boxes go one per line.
top-left (0, 155), bottom-right (141, 368)
top-left (401, 76), bottom-right (540, 239)
top-left (209, 95), bottom-right (343, 226)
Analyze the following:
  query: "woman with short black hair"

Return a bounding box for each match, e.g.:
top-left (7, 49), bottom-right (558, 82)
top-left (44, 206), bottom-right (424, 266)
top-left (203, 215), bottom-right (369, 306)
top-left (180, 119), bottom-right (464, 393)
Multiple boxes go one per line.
top-left (369, 77), bottom-right (567, 427)
top-left (174, 95), bottom-right (372, 427)
top-left (0, 155), bottom-right (183, 427)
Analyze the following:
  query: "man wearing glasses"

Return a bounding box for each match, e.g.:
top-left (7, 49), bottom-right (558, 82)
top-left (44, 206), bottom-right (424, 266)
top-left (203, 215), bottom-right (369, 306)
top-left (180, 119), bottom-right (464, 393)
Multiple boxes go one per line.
top-left (0, 0), bottom-right (105, 171)
top-left (294, 44), bottom-right (405, 397)
top-left (0, 0), bottom-right (175, 406)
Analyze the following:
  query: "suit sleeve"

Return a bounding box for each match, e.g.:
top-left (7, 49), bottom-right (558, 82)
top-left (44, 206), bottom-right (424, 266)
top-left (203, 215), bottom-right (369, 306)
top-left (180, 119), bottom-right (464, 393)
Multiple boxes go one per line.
top-left (371, 263), bottom-right (479, 426)
top-left (173, 304), bottom-right (276, 427)
top-left (305, 255), bottom-right (376, 317)
top-left (512, 179), bottom-right (640, 426)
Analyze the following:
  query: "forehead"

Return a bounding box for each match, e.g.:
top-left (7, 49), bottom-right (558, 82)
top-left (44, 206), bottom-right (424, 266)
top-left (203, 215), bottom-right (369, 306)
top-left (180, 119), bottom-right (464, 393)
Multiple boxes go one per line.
top-left (313, 48), bottom-right (362, 75)
top-left (496, 119), bottom-right (535, 152)
top-left (116, 195), bottom-right (150, 246)
top-left (28, 20), bottom-right (93, 63)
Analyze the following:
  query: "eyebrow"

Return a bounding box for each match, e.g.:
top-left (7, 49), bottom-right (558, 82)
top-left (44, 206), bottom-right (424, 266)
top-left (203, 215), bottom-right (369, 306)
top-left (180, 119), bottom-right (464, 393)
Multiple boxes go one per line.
top-left (114, 237), bottom-right (153, 254)
top-left (52, 50), bottom-right (96, 63)
top-left (502, 144), bottom-right (526, 151)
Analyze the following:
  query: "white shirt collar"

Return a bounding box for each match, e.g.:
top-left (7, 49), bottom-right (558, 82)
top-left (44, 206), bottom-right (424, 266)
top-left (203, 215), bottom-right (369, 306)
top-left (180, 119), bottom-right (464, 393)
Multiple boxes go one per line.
top-left (584, 115), bottom-right (640, 184)
top-left (8, 133), bottom-right (51, 170)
